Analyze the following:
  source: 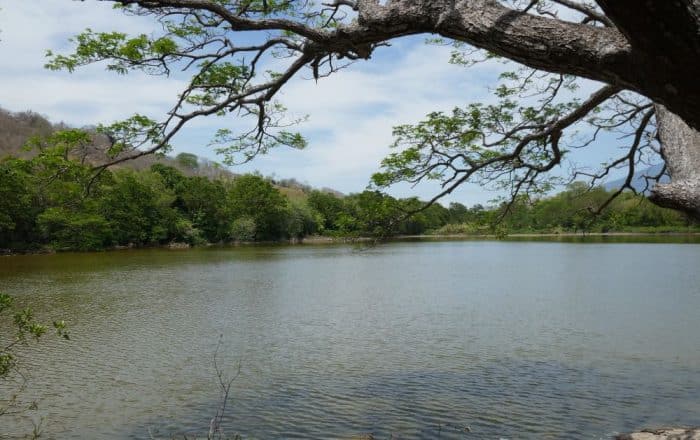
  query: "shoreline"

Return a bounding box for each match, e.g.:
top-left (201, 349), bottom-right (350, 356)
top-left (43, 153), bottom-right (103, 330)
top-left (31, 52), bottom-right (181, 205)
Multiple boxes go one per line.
top-left (3, 231), bottom-right (700, 256)
top-left (405, 231), bottom-right (700, 239)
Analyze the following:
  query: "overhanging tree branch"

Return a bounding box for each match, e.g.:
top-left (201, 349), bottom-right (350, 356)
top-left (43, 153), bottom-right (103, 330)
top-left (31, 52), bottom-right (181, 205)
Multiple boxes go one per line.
top-left (50, 0), bottom-right (700, 218)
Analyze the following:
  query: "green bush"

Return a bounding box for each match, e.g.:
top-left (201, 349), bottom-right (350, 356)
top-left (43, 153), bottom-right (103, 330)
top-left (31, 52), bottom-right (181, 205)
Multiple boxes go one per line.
top-left (229, 216), bottom-right (256, 242)
top-left (37, 208), bottom-right (111, 250)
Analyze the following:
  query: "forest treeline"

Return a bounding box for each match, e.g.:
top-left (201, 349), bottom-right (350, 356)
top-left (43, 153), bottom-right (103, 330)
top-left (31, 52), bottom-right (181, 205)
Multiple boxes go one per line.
top-left (0, 129), bottom-right (697, 252)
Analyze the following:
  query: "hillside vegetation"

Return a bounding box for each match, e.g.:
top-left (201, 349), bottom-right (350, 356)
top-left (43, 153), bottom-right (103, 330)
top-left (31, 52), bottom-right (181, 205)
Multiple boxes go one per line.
top-left (0, 107), bottom-right (232, 179)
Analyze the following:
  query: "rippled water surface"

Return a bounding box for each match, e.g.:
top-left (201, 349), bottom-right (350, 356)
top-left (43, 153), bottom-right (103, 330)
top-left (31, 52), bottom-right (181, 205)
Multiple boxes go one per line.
top-left (1, 239), bottom-right (699, 439)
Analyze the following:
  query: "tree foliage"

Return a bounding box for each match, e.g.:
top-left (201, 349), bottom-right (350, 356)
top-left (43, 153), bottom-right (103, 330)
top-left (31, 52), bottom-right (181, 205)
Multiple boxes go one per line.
top-left (44, 0), bottom-right (700, 219)
top-left (226, 174), bottom-right (289, 240)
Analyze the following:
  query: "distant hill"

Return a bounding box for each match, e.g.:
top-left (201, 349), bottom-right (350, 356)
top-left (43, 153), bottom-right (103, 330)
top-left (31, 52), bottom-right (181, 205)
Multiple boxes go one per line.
top-left (0, 108), bottom-right (59, 158)
top-left (0, 106), bottom-right (341, 197)
top-left (604, 163), bottom-right (669, 194)
top-left (0, 106), bottom-right (232, 180)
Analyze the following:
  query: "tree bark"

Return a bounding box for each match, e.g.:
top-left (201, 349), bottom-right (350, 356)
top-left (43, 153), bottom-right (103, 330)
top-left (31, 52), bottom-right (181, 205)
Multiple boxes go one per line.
top-left (595, 0), bottom-right (700, 135)
top-left (650, 106), bottom-right (700, 220)
top-left (344, 0), bottom-right (700, 132)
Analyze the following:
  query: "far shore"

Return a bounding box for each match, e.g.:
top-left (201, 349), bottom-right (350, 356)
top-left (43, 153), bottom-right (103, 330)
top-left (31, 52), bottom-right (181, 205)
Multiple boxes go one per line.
top-left (395, 231), bottom-right (700, 239)
top-left (3, 231), bottom-right (700, 256)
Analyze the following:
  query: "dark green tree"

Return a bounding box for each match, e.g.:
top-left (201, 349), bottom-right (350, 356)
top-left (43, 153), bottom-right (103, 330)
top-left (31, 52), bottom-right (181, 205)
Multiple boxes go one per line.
top-left (175, 152), bottom-right (199, 171)
top-left (344, 191), bottom-right (403, 236)
top-left (306, 190), bottom-right (346, 233)
top-left (227, 174), bottom-right (288, 240)
top-left (175, 176), bottom-right (229, 242)
top-left (0, 159), bottom-right (37, 248)
top-left (98, 170), bottom-right (178, 245)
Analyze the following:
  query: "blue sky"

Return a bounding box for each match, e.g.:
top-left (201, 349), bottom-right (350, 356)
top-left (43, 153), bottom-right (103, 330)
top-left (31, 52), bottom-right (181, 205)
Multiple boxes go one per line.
top-left (0, 1), bottom-right (632, 206)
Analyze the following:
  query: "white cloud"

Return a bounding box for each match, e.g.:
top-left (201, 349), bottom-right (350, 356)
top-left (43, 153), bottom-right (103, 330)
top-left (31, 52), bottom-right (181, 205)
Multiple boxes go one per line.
top-left (0, 73), bottom-right (185, 125)
top-left (1, 0), bottom-right (153, 71)
top-left (0, 0), bottom-right (174, 124)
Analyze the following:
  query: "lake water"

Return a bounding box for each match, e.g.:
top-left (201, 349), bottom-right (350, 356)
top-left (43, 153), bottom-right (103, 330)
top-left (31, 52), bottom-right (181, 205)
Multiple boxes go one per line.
top-left (1, 239), bottom-right (700, 439)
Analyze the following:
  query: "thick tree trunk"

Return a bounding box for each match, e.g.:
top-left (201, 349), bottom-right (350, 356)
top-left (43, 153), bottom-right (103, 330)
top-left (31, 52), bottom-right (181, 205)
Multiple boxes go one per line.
top-left (596, 0), bottom-right (700, 133)
top-left (348, 0), bottom-right (700, 132)
top-left (650, 106), bottom-right (700, 220)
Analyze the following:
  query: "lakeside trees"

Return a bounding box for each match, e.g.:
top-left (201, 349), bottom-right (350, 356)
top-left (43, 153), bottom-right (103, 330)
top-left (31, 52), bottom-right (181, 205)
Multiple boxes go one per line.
top-left (46, 1), bottom-right (700, 219)
top-left (0, 132), bottom-right (695, 252)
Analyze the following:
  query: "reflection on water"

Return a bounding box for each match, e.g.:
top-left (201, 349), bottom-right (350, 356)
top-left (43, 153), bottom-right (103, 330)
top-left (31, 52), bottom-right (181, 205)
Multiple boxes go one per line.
top-left (1, 239), bottom-right (700, 439)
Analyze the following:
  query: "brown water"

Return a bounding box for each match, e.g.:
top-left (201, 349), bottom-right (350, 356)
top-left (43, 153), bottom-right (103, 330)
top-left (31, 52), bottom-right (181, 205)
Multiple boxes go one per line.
top-left (1, 239), bottom-right (699, 439)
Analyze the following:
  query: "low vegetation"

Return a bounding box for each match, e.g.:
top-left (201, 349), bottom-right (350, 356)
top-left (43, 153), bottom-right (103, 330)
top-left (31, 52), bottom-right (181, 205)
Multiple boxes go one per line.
top-left (436, 182), bottom-right (698, 236)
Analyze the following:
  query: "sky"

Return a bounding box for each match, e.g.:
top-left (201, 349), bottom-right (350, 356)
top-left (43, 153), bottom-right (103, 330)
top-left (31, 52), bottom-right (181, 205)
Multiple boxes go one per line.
top-left (0, 1), bottom-right (631, 206)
